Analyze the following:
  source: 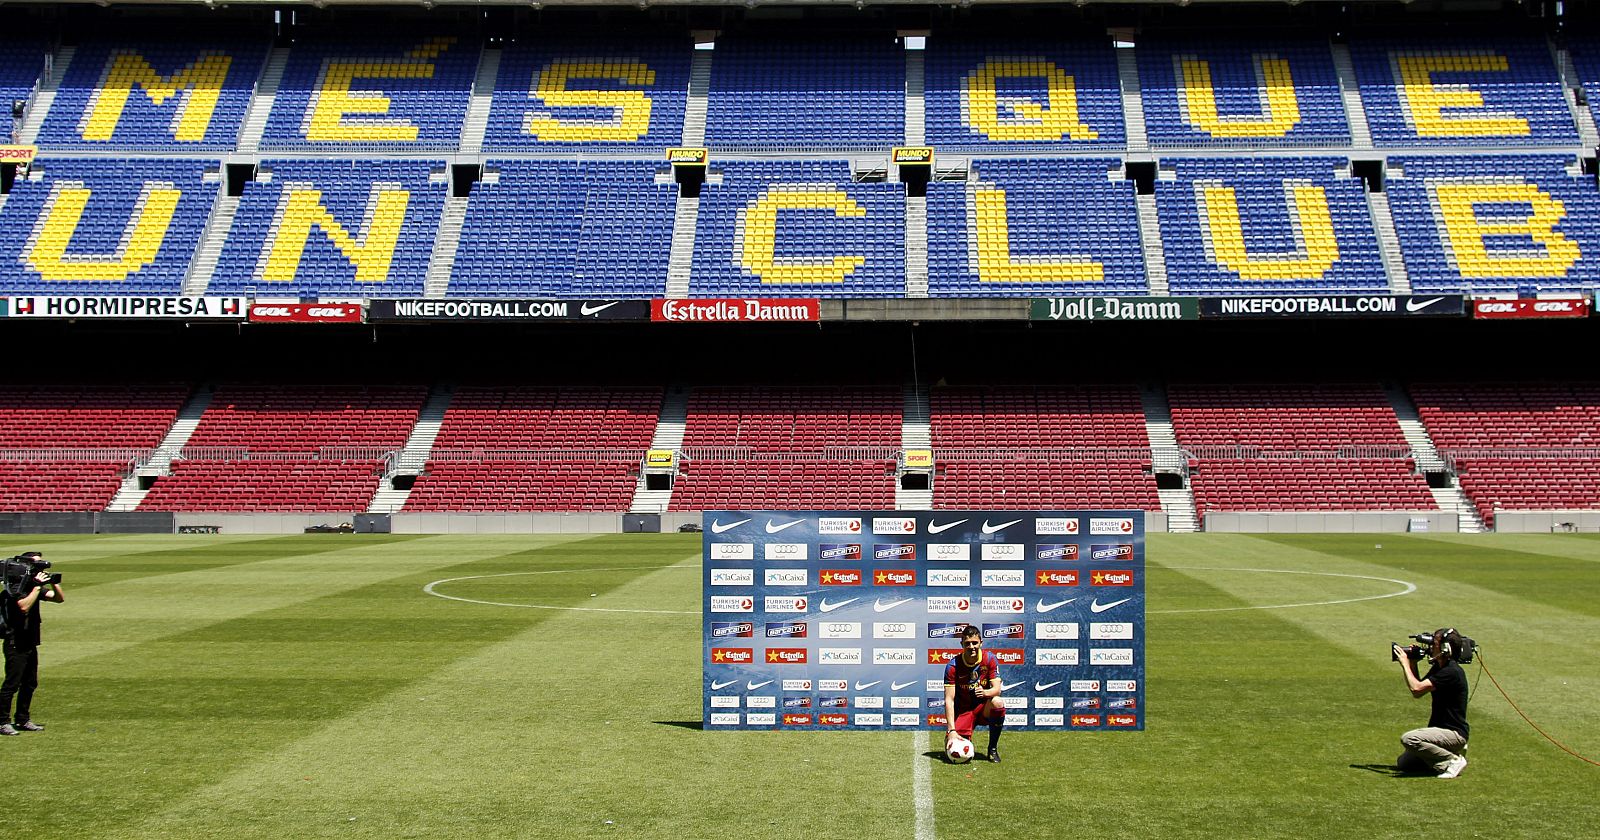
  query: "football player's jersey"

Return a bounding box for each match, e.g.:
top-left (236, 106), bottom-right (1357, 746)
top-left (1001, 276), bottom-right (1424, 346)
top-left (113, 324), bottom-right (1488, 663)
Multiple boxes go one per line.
top-left (944, 650), bottom-right (1001, 713)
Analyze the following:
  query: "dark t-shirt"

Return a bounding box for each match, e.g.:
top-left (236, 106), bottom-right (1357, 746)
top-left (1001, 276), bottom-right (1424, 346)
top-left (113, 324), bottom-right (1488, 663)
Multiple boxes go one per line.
top-left (1, 591), bottom-right (41, 648)
top-left (944, 651), bottom-right (1001, 715)
top-left (1425, 660), bottom-right (1469, 739)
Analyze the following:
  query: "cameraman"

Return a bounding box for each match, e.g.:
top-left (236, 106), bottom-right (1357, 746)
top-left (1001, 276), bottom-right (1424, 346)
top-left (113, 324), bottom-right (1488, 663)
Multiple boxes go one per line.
top-left (1, 551), bottom-right (64, 736)
top-left (1392, 628), bottom-right (1469, 778)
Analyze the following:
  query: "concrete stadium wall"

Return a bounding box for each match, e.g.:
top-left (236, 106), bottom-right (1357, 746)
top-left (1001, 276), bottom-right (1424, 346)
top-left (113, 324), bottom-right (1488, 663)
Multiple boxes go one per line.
top-left (1202, 511), bottom-right (1455, 533)
top-left (173, 513), bottom-right (355, 534)
top-left (1491, 510), bottom-right (1600, 532)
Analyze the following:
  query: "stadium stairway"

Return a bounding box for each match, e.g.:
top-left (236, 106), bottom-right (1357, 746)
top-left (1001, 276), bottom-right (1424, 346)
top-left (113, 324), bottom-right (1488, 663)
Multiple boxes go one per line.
top-left (905, 194), bottom-right (929, 298)
top-left (1554, 46), bottom-right (1600, 148)
top-left (425, 197), bottom-right (470, 298)
top-left (629, 386), bottom-right (688, 513)
top-left (1117, 44), bottom-right (1148, 153)
top-left (15, 46), bottom-right (71, 144)
top-left (368, 384), bottom-right (454, 513)
top-left (681, 45), bottom-right (712, 147)
top-left (1330, 43), bottom-right (1373, 149)
top-left (236, 48), bottom-right (289, 155)
top-left (1135, 193), bottom-right (1169, 296)
top-left (1140, 384), bottom-right (1198, 531)
top-left (904, 45), bottom-right (926, 146)
top-left (897, 383), bottom-right (932, 509)
top-left (665, 193), bottom-right (699, 298)
top-left (458, 46), bottom-right (499, 155)
top-left (107, 386), bottom-right (212, 512)
top-left (1384, 383), bottom-right (1486, 533)
top-left (1366, 190), bottom-right (1412, 294)
top-left (184, 194), bottom-right (241, 296)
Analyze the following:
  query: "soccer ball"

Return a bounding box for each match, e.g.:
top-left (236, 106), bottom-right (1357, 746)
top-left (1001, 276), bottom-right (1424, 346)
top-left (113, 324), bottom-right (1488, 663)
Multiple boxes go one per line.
top-left (946, 735), bottom-right (975, 764)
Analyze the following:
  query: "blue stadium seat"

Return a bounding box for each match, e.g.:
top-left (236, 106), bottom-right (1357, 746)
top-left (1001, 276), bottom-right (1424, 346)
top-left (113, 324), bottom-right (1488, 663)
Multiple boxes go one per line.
top-left (1137, 37), bottom-right (1350, 148)
top-left (482, 38), bottom-right (691, 152)
top-left (1562, 37), bottom-right (1600, 142)
top-left (0, 41), bottom-right (45, 140)
top-left (690, 160), bottom-right (905, 297)
top-left (206, 159), bottom-right (447, 297)
top-left (923, 37), bottom-right (1124, 151)
top-left (0, 158), bottom-right (217, 294)
top-left (1350, 36), bottom-right (1577, 147)
top-left (34, 40), bottom-right (267, 151)
top-left (260, 36), bottom-right (476, 151)
top-left (1155, 157), bottom-right (1386, 294)
top-left (704, 35), bottom-right (904, 150)
top-left (1387, 154), bottom-right (1600, 293)
top-left (448, 160), bottom-right (676, 297)
top-left (925, 158), bottom-right (1144, 297)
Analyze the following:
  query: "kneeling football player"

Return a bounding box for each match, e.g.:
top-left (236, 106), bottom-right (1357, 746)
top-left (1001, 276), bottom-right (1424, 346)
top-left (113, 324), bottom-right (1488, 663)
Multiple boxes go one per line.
top-left (943, 624), bottom-right (1006, 763)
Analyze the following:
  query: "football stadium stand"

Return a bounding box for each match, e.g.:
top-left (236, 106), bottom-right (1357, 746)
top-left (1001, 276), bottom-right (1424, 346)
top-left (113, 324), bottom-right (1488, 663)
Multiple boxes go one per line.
top-left (447, 160), bottom-right (677, 298)
top-left (139, 385), bottom-right (424, 513)
top-left (690, 160), bottom-right (906, 298)
top-left (0, 42), bottom-right (45, 139)
top-left (33, 39), bottom-right (268, 151)
top-left (926, 158), bottom-right (1145, 297)
top-left (404, 386), bottom-right (661, 512)
top-left (703, 34), bottom-right (904, 150)
top-left (0, 158), bottom-right (218, 295)
top-left (1155, 157), bottom-right (1387, 295)
top-left (206, 159), bottom-right (448, 298)
top-left (929, 386), bottom-right (1160, 510)
top-left (668, 387), bottom-right (901, 511)
top-left (1385, 154), bottom-right (1600, 293)
top-left (1412, 383), bottom-right (1600, 526)
top-left (923, 37), bottom-right (1124, 150)
top-left (1136, 36), bottom-right (1351, 148)
top-left (1348, 36), bottom-right (1578, 147)
top-left (260, 36), bottom-right (475, 151)
top-left (0, 385), bottom-right (188, 512)
top-left (1169, 384), bottom-right (1436, 520)
top-left (482, 38), bottom-right (692, 152)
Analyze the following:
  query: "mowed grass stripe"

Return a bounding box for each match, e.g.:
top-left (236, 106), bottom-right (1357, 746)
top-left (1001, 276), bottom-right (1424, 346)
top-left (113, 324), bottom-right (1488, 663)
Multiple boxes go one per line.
top-left (16, 535), bottom-right (687, 840)
top-left (1157, 536), bottom-right (1600, 738)
top-left (22, 534), bottom-right (407, 592)
top-left (108, 548), bottom-right (919, 840)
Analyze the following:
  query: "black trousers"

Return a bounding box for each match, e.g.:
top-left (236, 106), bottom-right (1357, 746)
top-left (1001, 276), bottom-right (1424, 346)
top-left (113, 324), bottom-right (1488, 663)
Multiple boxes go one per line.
top-left (0, 639), bottom-right (39, 724)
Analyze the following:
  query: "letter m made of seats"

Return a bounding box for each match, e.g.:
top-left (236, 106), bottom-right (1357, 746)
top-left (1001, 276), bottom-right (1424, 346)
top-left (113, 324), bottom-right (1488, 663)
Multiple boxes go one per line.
top-left (255, 182), bottom-right (409, 283)
top-left (79, 50), bottom-right (233, 142)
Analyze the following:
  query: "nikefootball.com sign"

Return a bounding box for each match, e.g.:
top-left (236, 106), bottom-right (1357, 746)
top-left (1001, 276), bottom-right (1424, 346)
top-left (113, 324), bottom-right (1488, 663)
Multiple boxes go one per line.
top-left (702, 510), bottom-right (1144, 730)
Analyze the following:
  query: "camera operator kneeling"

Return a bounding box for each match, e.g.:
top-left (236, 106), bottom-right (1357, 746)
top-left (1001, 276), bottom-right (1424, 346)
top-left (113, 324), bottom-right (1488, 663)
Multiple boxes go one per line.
top-left (1392, 628), bottom-right (1471, 778)
top-left (2, 551), bottom-right (65, 737)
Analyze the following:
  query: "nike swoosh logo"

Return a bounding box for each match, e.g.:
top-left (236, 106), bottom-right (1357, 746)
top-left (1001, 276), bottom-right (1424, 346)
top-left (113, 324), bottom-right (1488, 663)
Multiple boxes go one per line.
top-left (854, 680), bottom-right (882, 691)
top-left (999, 680), bottom-right (1022, 692)
top-left (1036, 598), bottom-right (1076, 613)
top-left (819, 598), bottom-right (859, 613)
top-left (746, 680), bottom-right (773, 691)
top-left (711, 679), bottom-right (738, 690)
top-left (1034, 680), bottom-right (1063, 692)
top-left (982, 518), bottom-right (1023, 534)
top-left (1091, 597), bottom-right (1132, 613)
top-left (890, 680), bottom-right (917, 691)
top-left (580, 301), bottom-right (621, 316)
top-left (927, 519), bottom-right (968, 534)
top-left (1406, 296), bottom-right (1444, 313)
top-left (765, 519), bottom-right (804, 533)
top-left (710, 518), bottom-right (751, 534)
top-left (874, 598), bottom-right (912, 612)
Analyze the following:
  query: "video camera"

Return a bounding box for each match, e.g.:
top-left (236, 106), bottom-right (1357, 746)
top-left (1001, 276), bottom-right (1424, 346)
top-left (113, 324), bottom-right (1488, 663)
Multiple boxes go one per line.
top-left (1391, 629), bottom-right (1476, 664)
top-left (0, 554), bottom-right (60, 598)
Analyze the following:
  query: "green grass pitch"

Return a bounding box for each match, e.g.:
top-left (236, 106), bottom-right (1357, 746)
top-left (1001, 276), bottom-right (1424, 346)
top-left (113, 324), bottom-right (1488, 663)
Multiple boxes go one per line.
top-left (4, 533), bottom-right (1597, 839)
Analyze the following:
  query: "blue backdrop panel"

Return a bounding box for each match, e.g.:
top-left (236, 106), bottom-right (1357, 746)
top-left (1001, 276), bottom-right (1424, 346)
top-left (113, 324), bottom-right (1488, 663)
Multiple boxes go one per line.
top-left (702, 510), bottom-right (1145, 731)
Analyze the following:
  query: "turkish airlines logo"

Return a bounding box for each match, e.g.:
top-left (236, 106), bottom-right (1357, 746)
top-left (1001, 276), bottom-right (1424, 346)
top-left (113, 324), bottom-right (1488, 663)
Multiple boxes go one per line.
top-left (709, 596), bottom-right (754, 613)
top-left (1089, 517), bottom-right (1134, 535)
top-left (872, 517), bottom-right (916, 534)
top-left (1037, 570), bottom-right (1079, 587)
top-left (711, 648), bottom-right (753, 664)
top-left (1035, 517), bottom-right (1079, 535)
top-left (981, 596), bottom-right (1025, 614)
top-left (820, 569), bottom-right (862, 586)
top-left (1091, 570), bottom-right (1135, 586)
top-left (926, 597), bottom-right (970, 614)
top-left (818, 517), bottom-right (862, 534)
top-left (1106, 680), bottom-right (1138, 692)
top-left (762, 596), bottom-right (809, 613)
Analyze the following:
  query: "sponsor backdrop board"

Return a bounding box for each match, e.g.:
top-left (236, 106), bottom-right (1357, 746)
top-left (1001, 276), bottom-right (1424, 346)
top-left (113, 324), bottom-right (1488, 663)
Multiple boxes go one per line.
top-left (702, 511), bottom-right (1145, 731)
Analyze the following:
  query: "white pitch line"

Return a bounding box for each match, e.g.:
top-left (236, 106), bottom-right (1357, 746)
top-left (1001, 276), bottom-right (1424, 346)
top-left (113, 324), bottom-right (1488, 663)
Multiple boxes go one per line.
top-left (913, 729), bottom-right (936, 840)
top-left (422, 564), bottom-right (701, 614)
top-left (1152, 566), bottom-right (1417, 614)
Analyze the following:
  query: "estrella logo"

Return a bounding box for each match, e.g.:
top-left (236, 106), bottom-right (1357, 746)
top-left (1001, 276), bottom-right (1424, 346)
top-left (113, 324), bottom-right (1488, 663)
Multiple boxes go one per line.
top-left (820, 569), bottom-right (862, 586)
top-left (1037, 570), bottom-right (1080, 586)
top-left (765, 648), bottom-right (808, 664)
top-left (710, 648), bottom-right (753, 664)
top-left (873, 569), bottom-right (916, 586)
top-left (782, 713), bottom-right (812, 726)
top-left (927, 649), bottom-right (961, 665)
top-left (1071, 714), bottom-right (1102, 727)
top-left (1091, 569), bottom-right (1135, 586)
